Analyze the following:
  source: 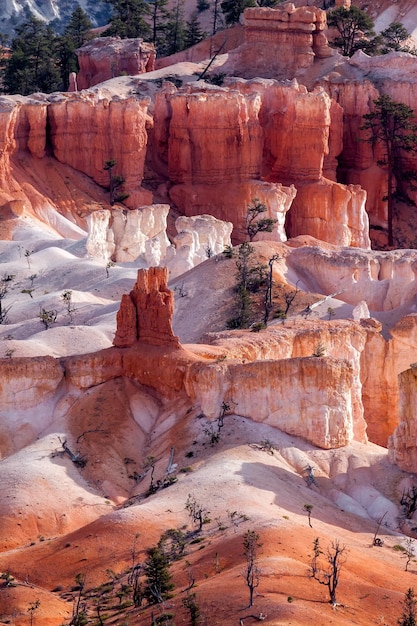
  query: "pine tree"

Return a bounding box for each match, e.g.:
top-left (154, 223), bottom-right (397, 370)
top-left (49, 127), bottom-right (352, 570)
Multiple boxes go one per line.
top-left (148, 0), bottom-right (170, 47)
top-left (398, 588), bottom-right (417, 626)
top-left (4, 17), bottom-right (61, 95)
top-left (185, 12), bottom-right (205, 48)
top-left (327, 6), bottom-right (375, 57)
top-left (143, 546), bottom-right (174, 604)
top-left (220, 0), bottom-right (256, 26)
top-left (162, 0), bottom-right (186, 56)
top-left (57, 6), bottom-right (93, 90)
top-left (103, 0), bottom-right (151, 39)
top-left (361, 95), bottom-right (417, 246)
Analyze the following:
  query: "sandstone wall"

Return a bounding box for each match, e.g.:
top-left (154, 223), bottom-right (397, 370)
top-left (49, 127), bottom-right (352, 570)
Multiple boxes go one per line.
top-left (48, 91), bottom-right (152, 208)
top-left (389, 368), bottom-right (417, 473)
top-left (185, 355), bottom-right (363, 449)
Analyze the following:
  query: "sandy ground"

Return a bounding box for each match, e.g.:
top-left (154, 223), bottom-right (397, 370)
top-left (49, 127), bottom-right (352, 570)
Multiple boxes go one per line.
top-left (0, 220), bottom-right (417, 624)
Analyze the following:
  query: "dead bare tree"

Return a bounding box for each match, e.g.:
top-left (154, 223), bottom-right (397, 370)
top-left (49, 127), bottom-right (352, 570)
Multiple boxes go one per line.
top-left (372, 511), bottom-right (387, 546)
top-left (263, 254), bottom-right (279, 324)
top-left (185, 494), bottom-right (210, 532)
top-left (401, 486), bottom-right (417, 518)
top-left (56, 437), bottom-right (87, 468)
top-left (311, 538), bottom-right (347, 606)
top-left (242, 530), bottom-right (262, 608)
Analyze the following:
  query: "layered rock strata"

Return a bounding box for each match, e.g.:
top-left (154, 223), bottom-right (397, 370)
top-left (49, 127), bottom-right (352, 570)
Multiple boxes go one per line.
top-left (155, 79), bottom-right (370, 247)
top-left (224, 5), bottom-right (332, 80)
top-left (48, 90), bottom-right (152, 208)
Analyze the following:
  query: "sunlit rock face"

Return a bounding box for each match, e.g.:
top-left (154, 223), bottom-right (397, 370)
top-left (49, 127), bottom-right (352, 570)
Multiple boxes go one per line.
top-left (185, 355), bottom-right (364, 449)
top-left (223, 5), bottom-right (332, 80)
top-left (86, 205), bottom-right (171, 264)
top-left (48, 90), bottom-right (152, 208)
top-left (168, 214), bottom-right (233, 278)
top-left (76, 37), bottom-right (156, 90)
top-left (113, 267), bottom-right (180, 348)
top-left (389, 368), bottom-right (417, 473)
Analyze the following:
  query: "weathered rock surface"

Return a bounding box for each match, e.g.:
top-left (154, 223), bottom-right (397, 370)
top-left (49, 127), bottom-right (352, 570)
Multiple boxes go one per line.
top-left (389, 367), bottom-right (417, 472)
top-left (86, 205), bottom-right (171, 264)
top-left (0, 356), bottom-right (64, 456)
top-left (113, 267), bottom-right (180, 348)
top-left (169, 180), bottom-right (296, 244)
top-left (76, 37), bottom-right (156, 90)
top-left (223, 5), bottom-right (332, 80)
top-left (185, 356), bottom-right (362, 449)
top-left (168, 214), bottom-right (233, 278)
top-left (286, 178), bottom-right (370, 247)
top-left (48, 90), bottom-right (152, 208)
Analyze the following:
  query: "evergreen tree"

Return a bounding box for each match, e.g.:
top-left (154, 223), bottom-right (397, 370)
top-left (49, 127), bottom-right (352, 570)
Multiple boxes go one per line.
top-left (57, 6), bottom-right (93, 90)
top-left (380, 22), bottom-right (416, 54)
top-left (361, 95), bottom-right (417, 246)
top-left (65, 5), bottom-right (93, 49)
top-left (103, 0), bottom-right (151, 39)
top-left (220, 0), bottom-right (256, 26)
top-left (149, 0), bottom-right (170, 47)
top-left (185, 12), bottom-right (205, 48)
top-left (398, 588), bottom-right (417, 626)
top-left (0, 33), bottom-right (9, 92)
top-left (4, 17), bottom-right (61, 95)
top-left (143, 546), bottom-right (174, 604)
top-left (327, 5), bottom-right (375, 57)
top-left (162, 0), bottom-right (186, 56)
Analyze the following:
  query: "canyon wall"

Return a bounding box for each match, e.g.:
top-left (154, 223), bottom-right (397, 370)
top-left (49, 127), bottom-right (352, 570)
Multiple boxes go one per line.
top-left (155, 79), bottom-right (369, 247)
top-left (389, 367), bottom-right (417, 473)
top-left (48, 90), bottom-right (152, 208)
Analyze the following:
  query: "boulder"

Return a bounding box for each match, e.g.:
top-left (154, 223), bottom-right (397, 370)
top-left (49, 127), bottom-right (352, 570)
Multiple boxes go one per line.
top-left (76, 37), bottom-right (156, 90)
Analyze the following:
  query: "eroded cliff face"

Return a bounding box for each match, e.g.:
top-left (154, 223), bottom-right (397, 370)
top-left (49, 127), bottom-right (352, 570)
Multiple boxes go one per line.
top-left (185, 355), bottom-right (362, 449)
top-left (0, 356), bottom-right (64, 456)
top-left (389, 367), bottom-right (417, 473)
top-left (154, 78), bottom-right (369, 246)
top-left (48, 90), bottom-right (152, 208)
top-left (0, 88), bottom-right (153, 237)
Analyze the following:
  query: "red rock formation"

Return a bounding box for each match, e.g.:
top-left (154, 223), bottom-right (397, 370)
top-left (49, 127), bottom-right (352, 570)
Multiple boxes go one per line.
top-left (389, 367), bottom-right (417, 473)
top-left (48, 90), bottom-right (152, 208)
top-left (155, 78), bottom-right (369, 247)
top-left (286, 178), bottom-right (370, 247)
top-left (233, 79), bottom-right (333, 182)
top-left (113, 267), bottom-right (180, 348)
top-left (76, 37), bottom-right (156, 90)
top-left (224, 5), bottom-right (332, 80)
top-left (167, 87), bottom-right (263, 184)
top-left (154, 82), bottom-right (296, 242)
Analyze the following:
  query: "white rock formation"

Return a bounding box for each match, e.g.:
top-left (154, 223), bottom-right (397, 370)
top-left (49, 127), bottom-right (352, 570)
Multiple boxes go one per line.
top-left (167, 214), bottom-right (233, 279)
top-left (86, 205), bottom-right (171, 265)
